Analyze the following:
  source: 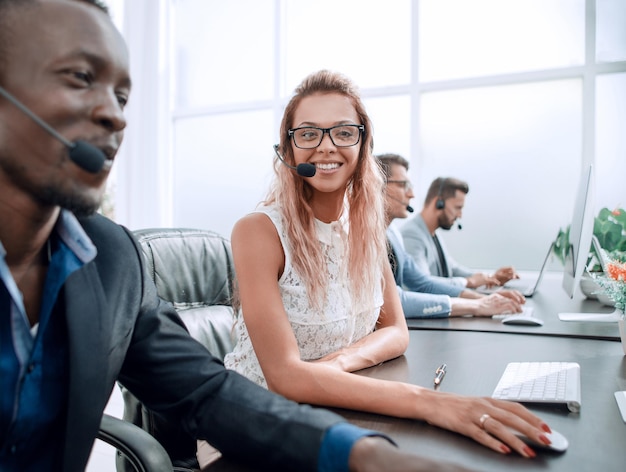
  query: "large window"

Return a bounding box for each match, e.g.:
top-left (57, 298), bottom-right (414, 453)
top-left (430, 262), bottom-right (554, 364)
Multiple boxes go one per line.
top-left (117, 0), bottom-right (626, 271)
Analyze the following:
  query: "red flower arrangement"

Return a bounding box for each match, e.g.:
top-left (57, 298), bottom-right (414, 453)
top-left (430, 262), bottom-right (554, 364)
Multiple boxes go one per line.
top-left (595, 260), bottom-right (626, 315)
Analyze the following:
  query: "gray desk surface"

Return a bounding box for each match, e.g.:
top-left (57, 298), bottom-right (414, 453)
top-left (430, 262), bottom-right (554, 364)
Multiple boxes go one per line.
top-left (209, 330), bottom-right (626, 472)
top-left (208, 273), bottom-right (625, 472)
top-left (406, 272), bottom-right (621, 341)
top-left (334, 330), bottom-right (626, 472)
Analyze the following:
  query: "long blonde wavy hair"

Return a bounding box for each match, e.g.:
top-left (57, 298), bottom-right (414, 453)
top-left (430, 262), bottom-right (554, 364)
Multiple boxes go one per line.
top-left (264, 70), bottom-right (388, 311)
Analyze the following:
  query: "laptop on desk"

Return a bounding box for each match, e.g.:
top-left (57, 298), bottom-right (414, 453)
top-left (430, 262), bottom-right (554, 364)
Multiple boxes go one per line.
top-left (477, 242), bottom-right (554, 298)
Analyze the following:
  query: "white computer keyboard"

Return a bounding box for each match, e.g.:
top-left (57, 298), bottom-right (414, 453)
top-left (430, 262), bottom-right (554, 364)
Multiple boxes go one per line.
top-left (492, 306), bottom-right (534, 320)
top-left (492, 361), bottom-right (581, 413)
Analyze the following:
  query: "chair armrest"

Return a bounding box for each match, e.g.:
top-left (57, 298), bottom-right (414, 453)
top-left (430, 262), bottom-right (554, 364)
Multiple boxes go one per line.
top-left (97, 414), bottom-right (173, 472)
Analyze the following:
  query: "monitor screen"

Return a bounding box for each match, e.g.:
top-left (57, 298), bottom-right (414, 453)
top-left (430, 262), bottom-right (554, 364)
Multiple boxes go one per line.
top-left (562, 164), bottom-right (595, 299)
top-left (558, 164), bottom-right (621, 322)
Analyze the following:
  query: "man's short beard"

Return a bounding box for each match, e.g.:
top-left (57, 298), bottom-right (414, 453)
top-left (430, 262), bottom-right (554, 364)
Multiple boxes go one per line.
top-left (39, 186), bottom-right (101, 217)
top-left (0, 150), bottom-right (103, 217)
top-left (438, 214), bottom-right (453, 231)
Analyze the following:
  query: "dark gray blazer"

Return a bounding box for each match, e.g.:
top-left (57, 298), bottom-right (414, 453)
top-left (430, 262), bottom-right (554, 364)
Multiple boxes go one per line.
top-left (62, 214), bottom-right (342, 471)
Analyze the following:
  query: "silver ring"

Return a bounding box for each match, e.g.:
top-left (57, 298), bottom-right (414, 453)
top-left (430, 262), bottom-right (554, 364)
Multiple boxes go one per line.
top-left (479, 413), bottom-right (491, 429)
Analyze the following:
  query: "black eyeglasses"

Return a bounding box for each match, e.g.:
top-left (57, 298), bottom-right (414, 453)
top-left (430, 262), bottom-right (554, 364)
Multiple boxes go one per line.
top-left (288, 124), bottom-right (365, 149)
top-left (387, 180), bottom-right (413, 191)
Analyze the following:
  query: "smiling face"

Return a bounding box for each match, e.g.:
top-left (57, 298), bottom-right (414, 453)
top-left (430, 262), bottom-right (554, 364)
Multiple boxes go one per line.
top-left (290, 92), bottom-right (362, 198)
top-left (0, 0), bottom-right (130, 216)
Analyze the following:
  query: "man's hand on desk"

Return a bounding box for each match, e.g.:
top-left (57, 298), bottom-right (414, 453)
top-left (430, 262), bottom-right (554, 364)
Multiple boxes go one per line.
top-left (471, 293), bottom-right (524, 317)
top-left (460, 288), bottom-right (525, 305)
top-left (493, 266), bottom-right (520, 285)
top-left (349, 436), bottom-right (477, 472)
top-left (495, 289), bottom-right (525, 304)
top-left (451, 293), bottom-right (524, 317)
top-left (465, 272), bottom-right (501, 289)
top-left (465, 267), bottom-right (520, 289)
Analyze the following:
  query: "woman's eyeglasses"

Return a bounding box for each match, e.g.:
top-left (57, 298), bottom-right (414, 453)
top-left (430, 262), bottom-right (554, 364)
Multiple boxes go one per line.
top-left (288, 124), bottom-right (364, 149)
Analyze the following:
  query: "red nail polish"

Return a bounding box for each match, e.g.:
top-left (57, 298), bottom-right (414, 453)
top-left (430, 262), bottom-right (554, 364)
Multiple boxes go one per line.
top-left (539, 434), bottom-right (552, 445)
top-left (500, 444), bottom-right (511, 454)
top-left (523, 446), bottom-right (536, 458)
top-left (542, 423), bottom-right (552, 433)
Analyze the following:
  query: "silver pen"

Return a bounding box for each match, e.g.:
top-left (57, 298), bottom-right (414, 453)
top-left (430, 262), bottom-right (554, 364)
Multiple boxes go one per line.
top-left (433, 363), bottom-right (447, 390)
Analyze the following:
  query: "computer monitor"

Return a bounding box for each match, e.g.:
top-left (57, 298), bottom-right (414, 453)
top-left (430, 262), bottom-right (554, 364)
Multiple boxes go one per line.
top-left (558, 164), bottom-right (621, 322)
top-left (562, 164), bottom-right (595, 299)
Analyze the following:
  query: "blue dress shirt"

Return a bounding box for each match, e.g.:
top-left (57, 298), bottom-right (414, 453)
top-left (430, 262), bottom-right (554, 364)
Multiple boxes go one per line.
top-left (0, 211), bottom-right (96, 470)
top-left (387, 225), bottom-right (462, 318)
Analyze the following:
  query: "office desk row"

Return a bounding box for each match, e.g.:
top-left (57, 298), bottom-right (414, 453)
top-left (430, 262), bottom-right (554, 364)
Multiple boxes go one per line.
top-left (406, 272), bottom-right (622, 341)
top-left (209, 272), bottom-right (625, 471)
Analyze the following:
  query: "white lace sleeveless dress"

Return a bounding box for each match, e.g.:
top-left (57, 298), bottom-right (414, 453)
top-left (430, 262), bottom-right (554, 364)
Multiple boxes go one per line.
top-left (223, 205), bottom-right (383, 388)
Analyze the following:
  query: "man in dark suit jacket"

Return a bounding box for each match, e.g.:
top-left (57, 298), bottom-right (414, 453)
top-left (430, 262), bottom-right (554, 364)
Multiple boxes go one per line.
top-left (0, 1), bottom-right (474, 471)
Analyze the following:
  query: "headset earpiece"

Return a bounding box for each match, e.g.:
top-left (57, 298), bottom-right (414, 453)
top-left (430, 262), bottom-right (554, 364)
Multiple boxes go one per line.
top-left (435, 178), bottom-right (447, 210)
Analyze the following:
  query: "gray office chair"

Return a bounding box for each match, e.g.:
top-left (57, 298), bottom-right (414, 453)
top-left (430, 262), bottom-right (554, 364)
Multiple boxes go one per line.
top-left (117, 228), bottom-right (236, 472)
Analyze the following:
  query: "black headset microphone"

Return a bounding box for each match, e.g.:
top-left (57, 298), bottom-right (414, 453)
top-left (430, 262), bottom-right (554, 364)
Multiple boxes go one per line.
top-left (0, 85), bottom-right (106, 174)
top-left (435, 177), bottom-right (461, 229)
top-left (272, 144), bottom-right (316, 178)
top-left (389, 195), bottom-right (414, 213)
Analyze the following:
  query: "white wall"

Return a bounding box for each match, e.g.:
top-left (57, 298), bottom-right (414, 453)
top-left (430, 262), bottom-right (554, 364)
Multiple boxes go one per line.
top-left (112, 0), bottom-right (626, 271)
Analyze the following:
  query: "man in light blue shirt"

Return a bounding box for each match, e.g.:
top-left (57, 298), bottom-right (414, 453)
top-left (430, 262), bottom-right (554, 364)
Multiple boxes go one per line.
top-left (400, 176), bottom-right (520, 289)
top-left (376, 154), bottom-right (524, 318)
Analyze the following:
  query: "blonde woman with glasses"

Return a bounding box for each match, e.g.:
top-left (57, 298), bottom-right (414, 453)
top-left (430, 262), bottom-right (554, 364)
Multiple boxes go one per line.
top-left (202, 70), bottom-right (554, 468)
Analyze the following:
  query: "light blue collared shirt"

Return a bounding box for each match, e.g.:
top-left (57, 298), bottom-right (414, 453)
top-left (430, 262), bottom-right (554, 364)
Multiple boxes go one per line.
top-left (0, 210), bottom-right (96, 370)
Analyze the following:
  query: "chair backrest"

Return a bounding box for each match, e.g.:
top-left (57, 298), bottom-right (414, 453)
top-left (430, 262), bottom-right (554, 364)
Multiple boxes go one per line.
top-left (134, 227), bottom-right (236, 359)
top-left (118, 228), bottom-right (236, 472)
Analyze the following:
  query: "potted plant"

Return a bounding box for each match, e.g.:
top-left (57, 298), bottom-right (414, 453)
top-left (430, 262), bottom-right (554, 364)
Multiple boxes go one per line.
top-left (553, 207), bottom-right (626, 299)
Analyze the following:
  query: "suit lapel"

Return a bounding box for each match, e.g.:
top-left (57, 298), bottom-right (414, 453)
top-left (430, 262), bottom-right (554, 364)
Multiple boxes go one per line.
top-left (62, 264), bottom-right (111, 470)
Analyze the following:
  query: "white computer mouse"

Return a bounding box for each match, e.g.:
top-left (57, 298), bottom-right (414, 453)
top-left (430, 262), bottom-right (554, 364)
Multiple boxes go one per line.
top-left (515, 429), bottom-right (569, 452)
top-left (501, 314), bottom-right (544, 326)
